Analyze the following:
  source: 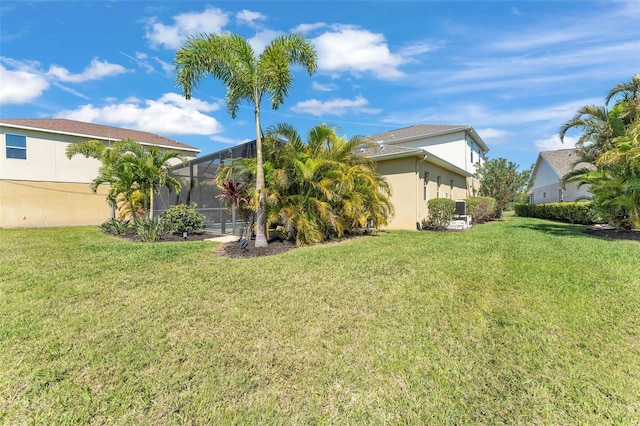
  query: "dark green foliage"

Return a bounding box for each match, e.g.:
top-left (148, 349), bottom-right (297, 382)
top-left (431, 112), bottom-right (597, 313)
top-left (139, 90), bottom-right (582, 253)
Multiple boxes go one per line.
top-left (515, 202), bottom-right (599, 224)
top-left (560, 75), bottom-right (639, 230)
top-left (135, 217), bottom-right (169, 242)
top-left (465, 196), bottom-right (497, 223)
top-left (427, 198), bottom-right (456, 230)
top-left (99, 218), bottom-right (131, 236)
top-left (475, 158), bottom-right (532, 217)
top-left (162, 203), bottom-right (205, 235)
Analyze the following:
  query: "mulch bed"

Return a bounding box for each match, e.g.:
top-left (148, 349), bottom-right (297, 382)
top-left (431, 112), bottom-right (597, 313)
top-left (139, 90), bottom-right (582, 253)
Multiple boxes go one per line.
top-left (583, 226), bottom-right (640, 241)
top-left (216, 238), bottom-right (297, 258)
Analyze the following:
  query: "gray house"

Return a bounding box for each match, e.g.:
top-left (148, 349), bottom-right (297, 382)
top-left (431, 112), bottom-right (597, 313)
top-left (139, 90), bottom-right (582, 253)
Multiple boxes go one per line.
top-left (528, 149), bottom-right (592, 204)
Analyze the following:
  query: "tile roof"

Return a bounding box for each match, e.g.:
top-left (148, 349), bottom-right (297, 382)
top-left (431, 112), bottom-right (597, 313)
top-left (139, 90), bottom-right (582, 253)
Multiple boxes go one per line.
top-left (0, 118), bottom-right (199, 153)
top-left (540, 148), bottom-right (593, 178)
top-left (369, 124), bottom-right (468, 143)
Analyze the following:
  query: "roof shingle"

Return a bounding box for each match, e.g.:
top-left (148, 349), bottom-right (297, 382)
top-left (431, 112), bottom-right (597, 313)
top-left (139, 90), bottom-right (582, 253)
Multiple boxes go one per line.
top-left (540, 148), bottom-right (593, 178)
top-left (0, 118), bottom-right (199, 153)
top-left (369, 124), bottom-right (467, 143)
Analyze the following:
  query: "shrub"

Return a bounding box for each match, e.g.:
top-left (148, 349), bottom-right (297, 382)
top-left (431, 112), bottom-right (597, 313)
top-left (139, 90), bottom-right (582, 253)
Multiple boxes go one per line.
top-left (427, 198), bottom-right (456, 230)
top-left (162, 203), bottom-right (205, 235)
top-left (135, 217), bottom-right (168, 242)
top-left (100, 218), bottom-right (131, 236)
top-left (466, 196), bottom-right (497, 223)
top-left (514, 202), bottom-right (599, 225)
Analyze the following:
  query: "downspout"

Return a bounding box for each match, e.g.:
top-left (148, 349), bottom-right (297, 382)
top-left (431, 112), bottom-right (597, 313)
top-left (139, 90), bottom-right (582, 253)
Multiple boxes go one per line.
top-left (418, 154), bottom-right (429, 229)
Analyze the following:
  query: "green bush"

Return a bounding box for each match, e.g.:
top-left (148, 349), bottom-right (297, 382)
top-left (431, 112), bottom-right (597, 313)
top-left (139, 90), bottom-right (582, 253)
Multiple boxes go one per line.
top-left (162, 203), bottom-right (205, 235)
top-left (514, 202), bottom-right (599, 225)
top-left (135, 217), bottom-right (169, 242)
top-left (100, 218), bottom-right (131, 236)
top-left (427, 198), bottom-right (456, 230)
top-left (466, 196), bottom-right (497, 223)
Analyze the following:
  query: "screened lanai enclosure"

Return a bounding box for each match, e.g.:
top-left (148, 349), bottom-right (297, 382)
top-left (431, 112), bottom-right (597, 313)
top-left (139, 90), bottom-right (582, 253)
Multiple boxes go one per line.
top-left (154, 140), bottom-right (256, 236)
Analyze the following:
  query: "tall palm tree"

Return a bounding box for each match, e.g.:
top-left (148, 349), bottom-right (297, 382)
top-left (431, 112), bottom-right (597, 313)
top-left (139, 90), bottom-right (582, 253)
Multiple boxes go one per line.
top-left (175, 32), bottom-right (317, 247)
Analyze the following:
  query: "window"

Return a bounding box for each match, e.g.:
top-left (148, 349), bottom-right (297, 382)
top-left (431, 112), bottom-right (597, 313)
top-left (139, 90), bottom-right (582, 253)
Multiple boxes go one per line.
top-left (6, 134), bottom-right (27, 159)
top-left (436, 176), bottom-right (441, 198)
top-left (423, 172), bottom-right (429, 201)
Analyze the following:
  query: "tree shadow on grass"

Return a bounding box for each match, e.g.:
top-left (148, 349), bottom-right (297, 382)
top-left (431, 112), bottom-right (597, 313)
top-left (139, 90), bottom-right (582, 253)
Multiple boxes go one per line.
top-left (517, 222), bottom-right (586, 238)
top-left (518, 222), bottom-right (640, 242)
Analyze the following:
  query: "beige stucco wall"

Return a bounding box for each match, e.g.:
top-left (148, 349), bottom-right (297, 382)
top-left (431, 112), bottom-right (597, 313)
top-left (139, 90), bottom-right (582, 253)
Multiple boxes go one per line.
top-left (375, 156), bottom-right (470, 230)
top-left (375, 157), bottom-right (420, 230)
top-left (0, 180), bottom-right (111, 228)
top-left (1, 125), bottom-right (196, 228)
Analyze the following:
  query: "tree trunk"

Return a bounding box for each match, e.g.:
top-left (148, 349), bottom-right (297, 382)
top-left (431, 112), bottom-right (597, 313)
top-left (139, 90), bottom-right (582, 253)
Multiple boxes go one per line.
top-left (254, 101), bottom-right (268, 247)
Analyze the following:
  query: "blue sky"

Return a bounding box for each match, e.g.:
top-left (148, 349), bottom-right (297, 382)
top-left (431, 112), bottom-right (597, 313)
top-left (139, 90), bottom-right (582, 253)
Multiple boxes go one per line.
top-left (1, 1), bottom-right (638, 170)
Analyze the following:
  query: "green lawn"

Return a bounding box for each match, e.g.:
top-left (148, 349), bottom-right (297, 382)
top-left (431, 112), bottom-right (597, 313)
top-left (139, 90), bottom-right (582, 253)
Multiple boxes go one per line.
top-left (1, 215), bottom-right (639, 424)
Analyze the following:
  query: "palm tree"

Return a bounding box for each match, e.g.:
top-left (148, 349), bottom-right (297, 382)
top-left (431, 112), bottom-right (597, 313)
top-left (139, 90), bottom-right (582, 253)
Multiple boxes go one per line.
top-left (120, 144), bottom-right (186, 219)
top-left (67, 138), bottom-right (185, 222)
top-left (264, 123), bottom-right (393, 245)
top-left (175, 32), bottom-right (317, 247)
top-left (66, 138), bottom-right (141, 222)
top-left (605, 73), bottom-right (640, 122)
top-left (561, 75), bottom-right (640, 229)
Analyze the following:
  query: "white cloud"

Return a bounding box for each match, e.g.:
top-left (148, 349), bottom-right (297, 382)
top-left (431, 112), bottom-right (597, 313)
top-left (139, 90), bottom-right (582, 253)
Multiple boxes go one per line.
top-left (399, 41), bottom-right (443, 57)
top-left (249, 28), bottom-right (285, 54)
top-left (312, 81), bottom-right (338, 92)
top-left (55, 93), bottom-right (223, 136)
top-left (313, 26), bottom-right (407, 79)
top-left (0, 62), bottom-right (49, 104)
top-left (237, 10), bottom-right (266, 25)
top-left (475, 128), bottom-right (513, 146)
top-left (535, 134), bottom-right (578, 152)
top-left (47, 58), bottom-right (128, 83)
top-left (145, 7), bottom-right (229, 49)
top-left (291, 22), bottom-right (327, 34)
top-left (291, 95), bottom-right (380, 116)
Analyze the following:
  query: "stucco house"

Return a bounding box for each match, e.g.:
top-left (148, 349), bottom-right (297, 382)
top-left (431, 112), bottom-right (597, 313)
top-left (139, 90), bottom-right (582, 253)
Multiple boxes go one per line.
top-left (367, 124), bottom-right (489, 230)
top-left (0, 118), bottom-right (199, 228)
top-left (528, 148), bottom-right (592, 205)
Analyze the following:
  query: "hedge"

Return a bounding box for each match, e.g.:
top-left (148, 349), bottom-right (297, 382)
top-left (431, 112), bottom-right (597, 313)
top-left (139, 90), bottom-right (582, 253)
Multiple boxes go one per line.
top-left (514, 202), bottom-right (599, 225)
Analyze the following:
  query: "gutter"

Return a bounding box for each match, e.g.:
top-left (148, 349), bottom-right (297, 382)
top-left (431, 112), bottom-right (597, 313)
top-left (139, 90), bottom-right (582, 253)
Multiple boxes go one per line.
top-left (0, 122), bottom-right (201, 154)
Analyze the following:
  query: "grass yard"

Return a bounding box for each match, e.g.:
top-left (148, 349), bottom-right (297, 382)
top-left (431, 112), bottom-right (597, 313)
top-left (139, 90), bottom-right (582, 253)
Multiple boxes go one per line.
top-left (1, 215), bottom-right (639, 424)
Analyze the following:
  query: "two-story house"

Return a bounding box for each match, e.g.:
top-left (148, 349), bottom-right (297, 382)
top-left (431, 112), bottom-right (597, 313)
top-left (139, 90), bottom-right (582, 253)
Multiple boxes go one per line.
top-left (0, 118), bottom-right (199, 228)
top-left (367, 124), bottom-right (489, 230)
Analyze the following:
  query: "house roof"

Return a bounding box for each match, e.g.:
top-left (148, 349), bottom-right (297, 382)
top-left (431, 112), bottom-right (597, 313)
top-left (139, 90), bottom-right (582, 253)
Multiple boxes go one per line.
top-left (539, 148), bottom-right (593, 179)
top-left (369, 124), bottom-right (489, 153)
top-left (0, 118), bottom-right (200, 154)
top-left (364, 143), bottom-right (472, 177)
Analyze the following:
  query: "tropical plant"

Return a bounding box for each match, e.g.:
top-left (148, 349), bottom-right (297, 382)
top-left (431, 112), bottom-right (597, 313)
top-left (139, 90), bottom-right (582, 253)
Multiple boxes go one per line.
top-left (175, 32), bottom-right (318, 247)
top-left (100, 217), bottom-right (131, 236)
top-left (162, 203), bottom-right (205, 235)
top-left (214, 123), bottom-right (394, 246)
top-left (561, 75), bottom-right (640, 229)
top-left (135, 216), bottom-right (168, 242)
top-left (119, 144), bottom-right (186, 219)
top-left (215, 179), bottom-right (254, 240)
top-left (66, 138), bottom-right (142, 223)
top-left (475, 158), bottom-right (531, 217)
top-left (67, 138), bottom-right (185, 224)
